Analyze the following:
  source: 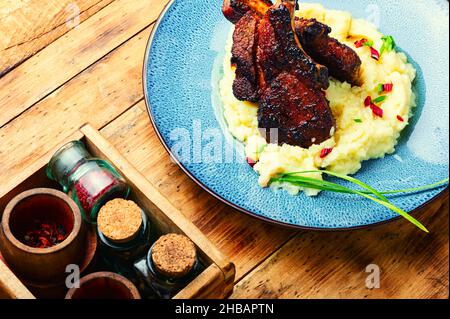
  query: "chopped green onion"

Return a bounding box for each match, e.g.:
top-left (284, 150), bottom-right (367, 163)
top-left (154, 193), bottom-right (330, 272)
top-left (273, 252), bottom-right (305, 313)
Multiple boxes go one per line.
top-left (355, 38), bottom-right (374, 48)
top-left (354, 118), bottom-right (362, 123)
top-left (364, 39), bottom-right (374, 47)
top-left (271, 170), bottom-right (449, 232)
top-left (380, 35), bottom-right (396, 56)
top-left (372, 95), bottom-right (387, 104)
top-left (377, 84), bottom-right (384, 93)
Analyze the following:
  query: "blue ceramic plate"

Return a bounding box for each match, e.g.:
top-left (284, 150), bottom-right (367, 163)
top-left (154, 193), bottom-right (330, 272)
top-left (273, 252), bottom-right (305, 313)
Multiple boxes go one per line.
top-left (143, 0), bottom-right (449, 230)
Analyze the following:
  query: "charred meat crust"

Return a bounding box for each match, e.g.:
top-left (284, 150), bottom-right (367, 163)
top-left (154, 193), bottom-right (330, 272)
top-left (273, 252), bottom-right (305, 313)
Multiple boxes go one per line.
top-left (223, 0), bottom-right (336, 148)
top-left (295, 18), bottom-right (362, 86)
top-left (256, 2), bottom-right (335, 148)
top-left (258, 72), bottom-right (335, 148)
top-left (231, 12), bottom-right (260, 102)
top-left (256, 3), bottom-right (329, 91)
top-left (222, 0), bottom-right (272, 23)
top-left (223, 0), bottom-right (362, 87)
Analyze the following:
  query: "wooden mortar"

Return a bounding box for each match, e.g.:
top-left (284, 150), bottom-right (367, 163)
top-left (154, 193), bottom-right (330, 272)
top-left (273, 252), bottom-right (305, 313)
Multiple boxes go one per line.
top-left (23, 225), bottom-right (98, 299)
top-left (0, 188), bottom-right (85, 283)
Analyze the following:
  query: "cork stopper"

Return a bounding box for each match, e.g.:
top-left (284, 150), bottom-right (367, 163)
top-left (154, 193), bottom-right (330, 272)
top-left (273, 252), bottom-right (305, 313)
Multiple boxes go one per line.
top-left (97, 199), bottom-right (143, 243)
top-left (151, 234), bottom-right (197, 279)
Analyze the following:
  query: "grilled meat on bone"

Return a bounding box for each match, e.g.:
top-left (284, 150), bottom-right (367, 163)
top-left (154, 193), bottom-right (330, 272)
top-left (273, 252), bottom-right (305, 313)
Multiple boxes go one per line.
top-left (295, 18), bottom-right (362, 86)
top-left (230, 1), bottom-right (329, 101)
top-left (256, 1), bottom-right (329, 91)
top-left (231, 11), bottom-right (260, 102)
top-left (225, 0), bottom-right (337, 148)
top-left (222, 0), bottom-right (273, 23)
top-left (223, 0), bottom-right (362, 86)
top-left (257, 1), bottom-right (335, 148)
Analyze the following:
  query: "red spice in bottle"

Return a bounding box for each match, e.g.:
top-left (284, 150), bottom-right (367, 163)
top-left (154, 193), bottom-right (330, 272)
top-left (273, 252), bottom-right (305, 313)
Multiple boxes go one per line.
top-left (47, 141), bottom-right (130, 224)
top-left (74, 169), bottom-right (121, 215)
top-left (23, 220), bottom-right (67, 248)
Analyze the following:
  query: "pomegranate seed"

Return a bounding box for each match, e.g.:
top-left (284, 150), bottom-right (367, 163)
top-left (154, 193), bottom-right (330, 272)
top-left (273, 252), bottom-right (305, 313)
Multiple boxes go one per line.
top-left (383, 83), bottom-right (394, 92)
top-left (320, 148), bottom-right (334, 159)
top-left (364, 96), bottom-right (372, 107)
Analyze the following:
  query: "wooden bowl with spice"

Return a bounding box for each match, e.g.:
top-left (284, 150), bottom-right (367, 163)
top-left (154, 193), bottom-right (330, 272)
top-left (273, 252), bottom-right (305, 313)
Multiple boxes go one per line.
top-left (0, 188), bottom-right (85, 283)
top-left (65, 272), bottom-right (141, 299)
top-left (21, 226), bottom-right (98, 299)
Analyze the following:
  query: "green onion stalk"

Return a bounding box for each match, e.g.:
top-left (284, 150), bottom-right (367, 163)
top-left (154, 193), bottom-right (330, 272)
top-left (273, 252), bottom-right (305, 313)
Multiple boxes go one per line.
top-left (271, 170), bottom-right (449, 233)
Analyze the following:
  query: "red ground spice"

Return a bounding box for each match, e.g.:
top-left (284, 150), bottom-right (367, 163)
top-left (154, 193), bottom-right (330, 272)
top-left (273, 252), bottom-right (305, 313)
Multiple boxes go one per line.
top-left (23, 220), bottom-right (67, 248)
top-left (74, 169), bottom-right (120, 214)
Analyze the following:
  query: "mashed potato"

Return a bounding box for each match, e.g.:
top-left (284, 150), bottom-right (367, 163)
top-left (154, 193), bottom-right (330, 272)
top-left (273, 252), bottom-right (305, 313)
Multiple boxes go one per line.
top-left (219, 3), bottom-right (416, 196)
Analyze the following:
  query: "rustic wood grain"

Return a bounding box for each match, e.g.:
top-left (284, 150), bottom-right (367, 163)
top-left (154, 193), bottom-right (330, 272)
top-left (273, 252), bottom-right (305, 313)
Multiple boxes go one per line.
top-left (231, 194), bottom-right (449, 299)
top-left (0, 258), bottom-right (35, 299)
top-left (0, 0), bottom-right (170, 128)
top-left (0, 25), bottom-right (152, 195)
top-left (0, 0), bottom-right (115, 77)
top-left (100, 102), bottom-right (297, 281)
top-left (82, 124), bottom-right (235, 298)
top-left (0, 125), bottom-right (235, 299)
top-left (82, 125), bottom-right (234, 269)
top-left (174, 264), bottom-right (230, 299)
top-left (0, 0), bottom-right (448, 300)
top-left (0, 188), bottom-right (85, 283)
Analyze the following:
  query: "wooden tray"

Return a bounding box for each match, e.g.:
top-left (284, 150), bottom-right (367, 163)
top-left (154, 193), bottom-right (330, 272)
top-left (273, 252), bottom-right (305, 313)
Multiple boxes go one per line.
top-left (0, 124), bottom-right (235, 299)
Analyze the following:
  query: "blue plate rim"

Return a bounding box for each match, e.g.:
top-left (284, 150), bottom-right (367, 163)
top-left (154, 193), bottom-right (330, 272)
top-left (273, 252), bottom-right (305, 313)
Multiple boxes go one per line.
top-left (142, 0), bottom-right (449, 231)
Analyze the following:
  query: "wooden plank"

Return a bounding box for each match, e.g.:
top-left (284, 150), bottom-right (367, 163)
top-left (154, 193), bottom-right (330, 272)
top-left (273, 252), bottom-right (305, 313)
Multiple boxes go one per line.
top-left (81, 124), bottom-right (234, 298)
top-left (0, 26), bottom-right (152, 195)
top-left (0, 125), bottom-right (234, 299)
top-left (174, 264), bottom-right (229, 299)
top-left (3, 0), bottom-right (443, 300)
top-left (231, 194), bottom-right (449, 299)
top-left (0, 0), bottom-right (294, 289)
top-left (0, 0), bottom-right (115, 77)
top-left (0, 0), bottom-right (170, 128)
top-left (81, 124), bottom-right (234, 274)
top-left (99, 102), bottom-right (297, 281)
top-left (0, 261), bottom-right (34, 299)
top-left (0, 130), bottom-right (84, 205)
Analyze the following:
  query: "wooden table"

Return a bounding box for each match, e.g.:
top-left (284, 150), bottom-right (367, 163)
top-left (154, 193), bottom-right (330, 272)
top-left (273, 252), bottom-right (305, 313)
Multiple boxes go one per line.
top-left (0, 0), bottom-right (448, 299)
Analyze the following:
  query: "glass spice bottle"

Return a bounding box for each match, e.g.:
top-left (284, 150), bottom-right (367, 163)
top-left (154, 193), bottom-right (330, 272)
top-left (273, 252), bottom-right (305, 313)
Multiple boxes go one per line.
top-left (46, 141), bottom-right (130, 223)
top-left (96, 199), bottom-right (151, 278)
top-left (133, 233), bottom-right (200, 299)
